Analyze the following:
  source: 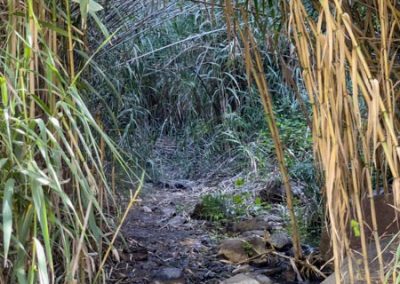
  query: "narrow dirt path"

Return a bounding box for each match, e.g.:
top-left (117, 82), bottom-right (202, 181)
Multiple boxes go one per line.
top-left (107, 182), bottom-right (234, 283)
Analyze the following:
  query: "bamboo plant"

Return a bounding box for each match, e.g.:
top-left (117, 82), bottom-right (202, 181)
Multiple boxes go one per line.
top-left (0, 1), bottom-right (129, 283)
top-left (218, 0), bottom-right (400, 282)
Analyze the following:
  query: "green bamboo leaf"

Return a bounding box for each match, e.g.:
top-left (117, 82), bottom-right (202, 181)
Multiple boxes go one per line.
top-left (79, 0), bottom-right (89, 27)
top-left (89, 11), bottom-right (110, 38)
top-left (0, 158), bottom-right (8, 170)
top-left (0, 76), bottom-right (8, 106)
top-left (87, 0), bottom-right (103, 12)
top-left (31, 176), bottom-right (53, 270)
top-left (38, 21), bottom-right (84, 44)
top-left (33, 238), bottom-right (49, 284)
top-left (72, 0), bottom-right (103, 13)
top-left (3, 178), bottom-right (15, 266)
top-left (351, 219), bottom-right (361, 237)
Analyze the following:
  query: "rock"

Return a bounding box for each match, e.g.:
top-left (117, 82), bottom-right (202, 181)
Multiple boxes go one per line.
top-left (253, 274), bottom-right (274, 284)
top-left (218, 239), bottom-right (248, 263)
top-left (221, 273), bottom-right (273, 284)
top-left (219, 235), bottom-right (269, 263)
top-left (180, 238), bottom-right (203, 251)
top-left (267, 222), bottom-right (283, 231)
top-left (245, 235), bottom-right (268, 256)
top-left (152, 267), bottom-right (185, 284)
top-left (142, 206), bottom-right (152, 213)
top-left (222, 273), bottom-right (259, 284)
top-left (266, 231), bottom-right (291, 250)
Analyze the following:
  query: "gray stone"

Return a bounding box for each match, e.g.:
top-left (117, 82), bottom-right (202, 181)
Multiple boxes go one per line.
top-left (253, 274), bottom-right (274, 284)
top-left (267, 231), bottom-right (291, 249)
top-left (222, 273), bottom-right (273, 284)
top-left (152, 267), bottom-right (184, 284)
top-left (221, 274), bottom-right (260, 284)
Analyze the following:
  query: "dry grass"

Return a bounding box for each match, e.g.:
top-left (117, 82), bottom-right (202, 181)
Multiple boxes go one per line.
top-left (217, 0), bottom-right (400, 282)
top-left (290, 1), bottom-right (400, 282)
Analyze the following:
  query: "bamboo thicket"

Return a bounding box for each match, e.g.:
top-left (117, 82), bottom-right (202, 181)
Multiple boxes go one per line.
top-left (219, 0), bottom-right (400, 282)
top-left (290, 1), bottom-right (400, 282)
top-left (0, 1), bottom-right (128, 283)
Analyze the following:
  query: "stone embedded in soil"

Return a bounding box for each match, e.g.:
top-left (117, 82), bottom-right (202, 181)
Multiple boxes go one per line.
top-left (219, 235), bottom-right (270, 264)
top-left (218, 239), bottom-right (249, 263)
top-left (152, 267), bottom-right (185, 284)
top-left (245, 235), bottom-right (268, 256)
top-left (221, 273), bottom-right (273, 284)
top-left (266, 231), bottom-right (292, 250)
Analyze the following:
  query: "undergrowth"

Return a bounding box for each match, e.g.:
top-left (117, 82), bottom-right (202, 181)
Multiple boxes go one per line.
top-left (87, 0), bottom-right (316, 190)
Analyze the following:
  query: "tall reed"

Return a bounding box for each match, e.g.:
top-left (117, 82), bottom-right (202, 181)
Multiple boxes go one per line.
top-left (218, 0), bottom-right (400, 282)
top-left (289, 1), bottom-right (400, 282)
top-left (0, 1), bottom-right (128, 283)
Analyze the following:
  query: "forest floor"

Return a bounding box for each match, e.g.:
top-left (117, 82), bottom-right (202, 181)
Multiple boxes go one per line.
top-left (105, 179), bottom-right (328, 284)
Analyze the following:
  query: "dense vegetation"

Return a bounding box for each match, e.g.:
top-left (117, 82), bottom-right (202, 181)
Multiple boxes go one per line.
top-left (1, 0), bottom-right (399, 283)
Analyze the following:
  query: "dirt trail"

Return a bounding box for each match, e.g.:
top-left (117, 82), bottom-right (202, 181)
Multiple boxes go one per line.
top-left (107, 181), bottom-right (235, 283)
top-left (106, 178), bottom-right (327, 284)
